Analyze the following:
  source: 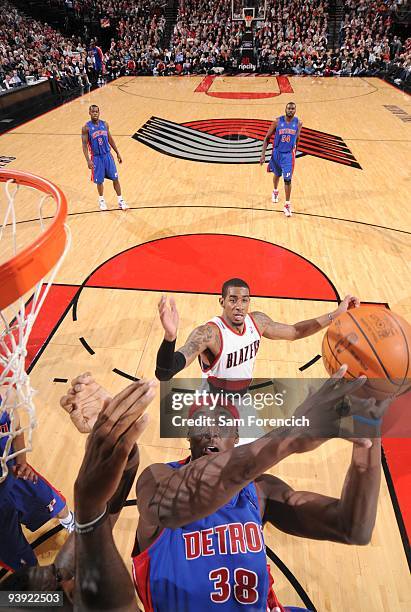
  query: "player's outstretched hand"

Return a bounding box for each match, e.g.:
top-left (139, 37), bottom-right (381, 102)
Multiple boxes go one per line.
top-left (290, 365), bottom-right (370, 452)
top-left (74, 379), bottom-right (156, 523)
top-left (335, 294), bottom-right (360, 316)
top-left (158, 294), bottom-right (179, 341)
top-left (60, 372), bottom-right (112, 433)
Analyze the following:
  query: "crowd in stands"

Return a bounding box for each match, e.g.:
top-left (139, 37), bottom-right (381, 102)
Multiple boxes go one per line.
top-left (335, 0), bottom-right (410, 80)
top-left (255, 0), bottom-right (329, 74)
top-left (0, 1), bottom-right (92, 93)
top-left (1, 0), bottom-right (410, 93)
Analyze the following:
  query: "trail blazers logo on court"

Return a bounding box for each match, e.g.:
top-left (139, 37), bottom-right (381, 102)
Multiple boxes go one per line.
top-left (133, 118), bottom-right (361, 169)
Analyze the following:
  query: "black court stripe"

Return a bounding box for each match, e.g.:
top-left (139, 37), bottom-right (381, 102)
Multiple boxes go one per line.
top-left (112, 368), bottom-right (139, 382)
top-left (75, 284), bottom-right (338, 302)
top-left (266, 546), bottom-right (316, 611)
top-left (79, 336), bottom-right (95, 355)
top-left (2, 205), bottom-right (410, 237)
top-left (249, 380), bottom-right (276, 391)
top-left (70, 233), bottom-right (340, 327)
top-left (299, 354), bottom-right (322, 371)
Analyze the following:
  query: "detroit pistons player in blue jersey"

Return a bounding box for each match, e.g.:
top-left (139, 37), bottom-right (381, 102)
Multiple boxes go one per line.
top-left (52, 369), bottom-right (387, 611)
top-left (259, 102), bottom-right (302, 217)
top-left (0, 403), bottom-right (74, 571)
top-left (133, 378), bottom-right (385, 612)
top-left (81, 105), bottom-right (127, 211)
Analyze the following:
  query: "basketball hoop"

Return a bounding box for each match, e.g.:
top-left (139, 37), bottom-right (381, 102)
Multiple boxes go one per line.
top-left (0, 170), bottom-right (70, 482)
top-left (244, 14), bottom-right (253, 28)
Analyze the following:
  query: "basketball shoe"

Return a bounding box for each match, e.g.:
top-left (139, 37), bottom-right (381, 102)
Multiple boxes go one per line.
top-left (118, 197), bottom-right (128, 210)
top-left (283, 203), bottom-right (292, 217)
top-left (272, 190), bottom-right (279, 204)
top-left (59, 510), bottom-right (75, 533)
top-left (98, 197), bottom-right (108, 211)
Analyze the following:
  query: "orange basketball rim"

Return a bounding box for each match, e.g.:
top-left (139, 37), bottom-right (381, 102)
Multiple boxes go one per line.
top-left (0, 169), bottom-right (68, 310)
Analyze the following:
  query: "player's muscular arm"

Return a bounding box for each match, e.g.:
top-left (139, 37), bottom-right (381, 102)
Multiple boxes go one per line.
top-left (259, 119), bottom-right (277, 165)
top-left (259, 120), bottom-right (277, 163)
top-left (74, 382), bottom-right (152, 612)
top-left (155, 323), bottom-right (217, 380)
top-left (106, 121), bottom-right (122, 162)
top-left (252, 295), bottom-right (360, 341)
top-left (137, 369), bottom-right (370, 537)
top-left (257, 439), bottom-right (382, 545)
top-left (178, 323), bottom-right (218, 366)
top-left (252, 310), bottom-right (328, 341)
top-left (156, 295), bottom-right (218, 380)
top-left (81, 125), bottom-right (93, 170)
top-left (137, 435), bottom-right (297, 532)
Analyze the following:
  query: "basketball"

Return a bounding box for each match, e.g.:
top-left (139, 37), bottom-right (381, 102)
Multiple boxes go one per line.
top-left (322, 306), bottom-right (411, 400)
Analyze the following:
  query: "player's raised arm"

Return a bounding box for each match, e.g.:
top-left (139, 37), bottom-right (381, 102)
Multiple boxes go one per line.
top-left (74, 381), bottom-right (154, 611)
top-left (252, 294), bottom-right (360, 341)
top-left (259, 119), bottom-right (277, 165)
top-left (105, 121), bottom-right (122, 163)
top-left (137, 370), bottom-right (369, 530)
top-left (257, 395), bottom-right (390, 545)
top-left (155, 295), bottom-right (217, 380)
top-left (81, 125), bottom-right (93, 170)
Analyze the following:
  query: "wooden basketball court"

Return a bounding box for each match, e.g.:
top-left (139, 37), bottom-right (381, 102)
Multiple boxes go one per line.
top-left (1, 76), bottom-right (410, 610)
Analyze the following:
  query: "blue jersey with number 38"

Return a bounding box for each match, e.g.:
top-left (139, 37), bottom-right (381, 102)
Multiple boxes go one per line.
top-left (132, 457), bottom-right (270, 611)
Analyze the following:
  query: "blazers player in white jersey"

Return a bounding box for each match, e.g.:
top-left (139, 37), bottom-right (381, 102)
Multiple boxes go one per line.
top-left (155, 278), bottom-right (360, 393)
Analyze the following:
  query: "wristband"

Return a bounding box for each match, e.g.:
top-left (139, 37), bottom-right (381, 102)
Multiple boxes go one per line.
top-left (156, 338), bottom-right (186, 381)
top-left (352, 414), bottom-right (382, 427)
top-left (75, 505), bottom-right (108, 534)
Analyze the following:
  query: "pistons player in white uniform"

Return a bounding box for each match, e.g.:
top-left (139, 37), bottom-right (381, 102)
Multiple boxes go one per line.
top-left (156, 277), bottom-right (360, 398)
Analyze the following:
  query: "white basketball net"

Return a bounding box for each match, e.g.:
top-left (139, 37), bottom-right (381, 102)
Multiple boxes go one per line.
top-left (0, 178), bottom-right (71, 483)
